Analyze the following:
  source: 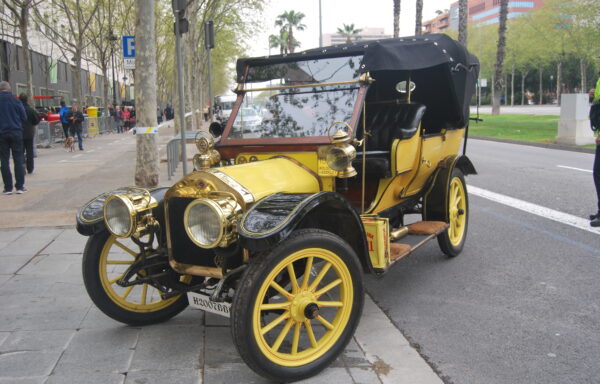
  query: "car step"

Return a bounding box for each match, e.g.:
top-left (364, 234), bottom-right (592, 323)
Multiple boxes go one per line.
top-left (389, 221), bottom-right (449, 262)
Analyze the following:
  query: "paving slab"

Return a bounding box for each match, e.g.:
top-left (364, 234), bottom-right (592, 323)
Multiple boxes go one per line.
top-left (0, 229), bottom-right (25, 249)
top-left (124, 369), bottom-right (200, 384)
top-left (0, 377), bottom-right (47, 384)
top-left (0, 253), bottom-right (37, 275)
top-left (17, 253), bottom-right (82, 279)
top-left (130, 324), bottom-right (203, 371)
top-left (0, 350), bottom-right (63, 377)
top-left (51, 328), bottom-right (140, 375)
top-left (45, 372), bottom-right (126, 384)
top-left (203, 362), bottom-right (271, 384)
top-left (0, 229), bottom-right (62, 256)
top-left (43, 229), bottom-right (88, 255)
top-left (0, 330), bottom-right (74, 352)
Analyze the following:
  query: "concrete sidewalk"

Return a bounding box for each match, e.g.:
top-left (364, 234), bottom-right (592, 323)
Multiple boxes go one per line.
top-left (0, 126), bottom-right (443, 384)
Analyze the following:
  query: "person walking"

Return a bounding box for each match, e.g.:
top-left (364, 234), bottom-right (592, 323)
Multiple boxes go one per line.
top-left (590, 70), bottom-right (600, 227)
top-left (59, 100), bottom-right (70, 139)
top-left (156, 106), bottom-right (163, 124)
top-left (19, 94), bottom-right (40, 174)
top-left (0, 81), bottom-right (27, 195)
top-left (66, 105), bottom-right (85, 151)
top-left (121, 107), bottom-right (131, 131)
top-left (114, 106), bottom-right (123, 133)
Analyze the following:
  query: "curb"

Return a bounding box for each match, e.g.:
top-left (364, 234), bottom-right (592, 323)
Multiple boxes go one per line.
top-left (470, 136), bottom-right (596, 154)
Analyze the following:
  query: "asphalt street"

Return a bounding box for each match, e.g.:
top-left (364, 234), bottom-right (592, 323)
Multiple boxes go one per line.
top-left (366, 138), bottom-right (600, 384)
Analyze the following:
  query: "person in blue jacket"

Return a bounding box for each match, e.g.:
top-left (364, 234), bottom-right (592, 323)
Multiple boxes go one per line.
top-left (59, 100), bottom-right (70, 139)
top-left (0, 81), bottom-right (27, 194)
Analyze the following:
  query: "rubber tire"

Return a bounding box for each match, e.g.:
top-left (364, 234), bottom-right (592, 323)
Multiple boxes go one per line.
top-left (437, 167), bottom-right (469, 257)
top-left (231, 229), bottom-right (364, 383)
top-left (82, 230), bottom-right (189, 326)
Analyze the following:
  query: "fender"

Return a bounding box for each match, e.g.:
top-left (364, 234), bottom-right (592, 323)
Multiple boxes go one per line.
top-left (423, 155), bottom-right (476, 221)
top-left (239, 192), bottom-right (374, 273)
top-left (76, 187), bottom-right (169, 236)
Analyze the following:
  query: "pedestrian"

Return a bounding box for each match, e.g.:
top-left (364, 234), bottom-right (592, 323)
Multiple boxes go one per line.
top-left (157, 106), bottom-right (163, 124)
top-left (0, 81), bottom-right (27, 194)
top-left (19, 94), bottom-right (40, 174)
top-left (590, 70), bottom-right (600, 227)
top-left (130, 107), bottom-right (136, 129)
top-left (121, 107), bottom-right (131, 131)
top-left (59, 100), bottom-right (70, 139)
top-left (115, 106), bottom-right (123, 133)
top-left (66, 104), bottom-right (85, 151)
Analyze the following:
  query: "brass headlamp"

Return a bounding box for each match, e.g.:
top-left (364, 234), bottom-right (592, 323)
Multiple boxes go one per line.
top-left (325, 121), bottom-right (361, 178)
top-left (193, 131), bottom-right (221, 171)
top-left (103, 188), bottom-right (158, 238)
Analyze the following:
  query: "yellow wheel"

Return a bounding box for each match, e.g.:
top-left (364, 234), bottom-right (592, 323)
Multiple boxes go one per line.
top-left (82, 231), bottom-right (191, 325)
top-left (437, 168), bottom-right (469, 256)
top-left (231, 229), bottom-right (364, 382)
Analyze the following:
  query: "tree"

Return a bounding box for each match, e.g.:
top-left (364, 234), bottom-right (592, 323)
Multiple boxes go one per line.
top-left (275, 10), bottom-right (305, 54)
top-left (336, 23), bottom-right (362, 43)
top-left (458, 0), bottom-right (468, 45)
top-left (414, 0), bottom-right (423, 36)
top-left (2, 0), bottom-right (43, 98)
top-left (269, 30), bottom-right (289, 54)
top-left (393, 0), bottom-right (401, 37)
top-left (134, 0), bottom-right (158, 187)
top-left (491, 0), bottom-right (508, 115)
top-left (34, 0), bottom-right (100, 105)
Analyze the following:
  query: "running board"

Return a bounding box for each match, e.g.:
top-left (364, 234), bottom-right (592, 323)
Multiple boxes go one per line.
top-left (389, 221), bottom-right (449, 263)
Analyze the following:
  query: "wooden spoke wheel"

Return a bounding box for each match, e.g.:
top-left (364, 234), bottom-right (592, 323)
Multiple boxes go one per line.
top-left (82, 231), bottom-right (191, 325)
top-left (231, 229), bottom-right (364, 382)
top-left (437, 167), bottom-right (469, 257)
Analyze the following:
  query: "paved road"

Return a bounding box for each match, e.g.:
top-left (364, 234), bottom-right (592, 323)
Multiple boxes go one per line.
top-left (367, 139), bottom-right (599, 384)
top-left (470, 105), bottom-right (560, 115)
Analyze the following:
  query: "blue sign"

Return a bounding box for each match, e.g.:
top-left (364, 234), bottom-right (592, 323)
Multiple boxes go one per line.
top-left (122, 36), bottom-right (135, 58)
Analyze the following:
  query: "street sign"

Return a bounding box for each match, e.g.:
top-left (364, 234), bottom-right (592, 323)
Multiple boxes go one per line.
top-left (122, 36), bottom-right (135, 69)
top-left (479, 78), bottom-right (487, 88)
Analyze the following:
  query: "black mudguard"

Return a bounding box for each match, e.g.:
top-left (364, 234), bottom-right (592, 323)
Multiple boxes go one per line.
top-left (423, 155), bottom-right (475, 221)
top-left (239, 192), bottom-right (373, 273)
top-left (76, 187), bottom-right (169, 236)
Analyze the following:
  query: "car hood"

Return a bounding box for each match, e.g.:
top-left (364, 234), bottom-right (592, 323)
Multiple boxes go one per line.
top-left (165, 157), bottom-right (321, 207)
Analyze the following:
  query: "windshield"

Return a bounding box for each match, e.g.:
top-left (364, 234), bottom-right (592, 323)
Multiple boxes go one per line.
top-left (227, 55), bottom-right (363, 141)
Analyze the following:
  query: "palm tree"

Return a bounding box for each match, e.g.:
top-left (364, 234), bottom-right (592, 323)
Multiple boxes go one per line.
top-left (415, 0), bottom-right (423, 36)
top-left (458, 0), bottom-right (468, 45)
top-left (492, 0), bottom-right (508, 115)
top-left (269, 31), bottom-right (289, 54)
top-left (336, 23), bottom-right (362, 43)
top-left (275, 10), bottom-right (306, 54)
top-left (393, 0), bottom-right (401, 37)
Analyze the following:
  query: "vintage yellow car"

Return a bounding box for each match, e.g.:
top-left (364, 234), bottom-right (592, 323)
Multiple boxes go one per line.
top-left (76, 34), bottom-right (479, 382)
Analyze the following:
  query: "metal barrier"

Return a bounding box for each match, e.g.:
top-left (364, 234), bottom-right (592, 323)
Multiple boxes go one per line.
top-left (166, 112), bottom-right (203, 180)
top-left (35, 116), bottom-right (119, 148)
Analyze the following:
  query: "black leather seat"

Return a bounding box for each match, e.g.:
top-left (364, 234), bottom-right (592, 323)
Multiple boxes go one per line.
top-left (354, 103), bottom-right (426, 179)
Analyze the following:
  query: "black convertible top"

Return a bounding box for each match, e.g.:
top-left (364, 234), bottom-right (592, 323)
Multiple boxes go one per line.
top-left (236, 34), bottom-right (479, 129)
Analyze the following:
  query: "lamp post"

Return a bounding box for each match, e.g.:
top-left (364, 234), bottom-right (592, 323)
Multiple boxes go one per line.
top-left (123, 76), bottom-right (128, 102)
top-left (108, 28), bottom-right (119, 108)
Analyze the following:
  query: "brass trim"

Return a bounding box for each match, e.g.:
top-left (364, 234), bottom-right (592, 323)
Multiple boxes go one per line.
top-left (237, 78), bottom-right (364, 93)
top-left (361, 102), bottom-right (367, 213)
top-left (169, 259), bottom-right (224, 278)
top-left (205, 169), bottom-right (255, 207)
top-left (103, 194), bottom-right (136, 237)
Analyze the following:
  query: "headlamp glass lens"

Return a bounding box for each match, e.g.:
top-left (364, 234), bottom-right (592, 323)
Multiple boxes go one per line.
top-left (105, 197), bottom-right (132, 236)
top-left (186, 201), bottom-right (222, 247)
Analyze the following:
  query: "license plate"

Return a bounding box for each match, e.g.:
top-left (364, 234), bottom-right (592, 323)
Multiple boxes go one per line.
top-left (187, 292), bottom-right (231, 318)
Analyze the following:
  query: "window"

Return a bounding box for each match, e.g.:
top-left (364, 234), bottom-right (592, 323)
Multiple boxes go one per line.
top-left (16, 84), bottom-right (28, 97)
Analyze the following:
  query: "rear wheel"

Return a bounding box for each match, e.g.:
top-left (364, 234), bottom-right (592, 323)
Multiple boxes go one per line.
top-left (82, 231), bottom-right (191, 325)
top-left (231, 229), bottom-right (364, 382)
top-left (437, 168), bottom-right (468, 257)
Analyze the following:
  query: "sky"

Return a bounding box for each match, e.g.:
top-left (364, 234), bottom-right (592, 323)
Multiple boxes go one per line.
top-left (248, 0), bottom-right (455, 57)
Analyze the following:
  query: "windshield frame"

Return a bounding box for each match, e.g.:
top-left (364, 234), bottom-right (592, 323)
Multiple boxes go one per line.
top-left (219, 60), bottom-right (368, 147)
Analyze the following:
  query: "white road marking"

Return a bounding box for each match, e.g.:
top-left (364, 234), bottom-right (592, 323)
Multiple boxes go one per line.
top-left (557, 165), bottom-right (592, 173)
top-left (72, 154), bottom-right (82, 158)
top-left (469, 185), bottom-right (600, 235)
top-left (87, 150), bottom-right (95, 153)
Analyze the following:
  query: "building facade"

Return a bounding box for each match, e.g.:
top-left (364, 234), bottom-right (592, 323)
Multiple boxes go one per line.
top-left (323, 27), bottom-right (391, 46)
top-left (423, 0), bottom-right (545, 33)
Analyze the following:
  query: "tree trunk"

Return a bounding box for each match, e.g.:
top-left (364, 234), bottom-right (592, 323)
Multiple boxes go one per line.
top-left (72, 49), bottom-right (83, 106)
top-left (18, 7), bottom-right (33, 98)
top-left (538, 65), bottom-right (543, 104)
top-left (491, 72), bottom-right (495, 107)
top-left (556, 61), bottom-right (562, 105)
top-left (521, 71), bottom-right (527, 105)
top-left (393, 0), bottom-right (401, 38)
top-left (415, 0), bottom-right (423, 36)
top-left (580, 58), bottom-right (587, 93)
top-left (458, 0), bottom-right (468, 45)
top-left (134, 0), bottom-right (159, 187)
top-left (504, 74), bottom-right (508, 106)
top-left (101, 65), bottom-right (110, 112)
top-left (510, 64), bottom-right (514, 106)
top-left (491, 0), bottom-right (508, 115)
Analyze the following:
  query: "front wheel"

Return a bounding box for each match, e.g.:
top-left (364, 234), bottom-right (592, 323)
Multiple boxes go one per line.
top-left (437, 168), bottom-right (469, 257)
top-left (82, 231), bottom-right (190, 325)
top-left (231, 229), bottom-right (364, 382)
